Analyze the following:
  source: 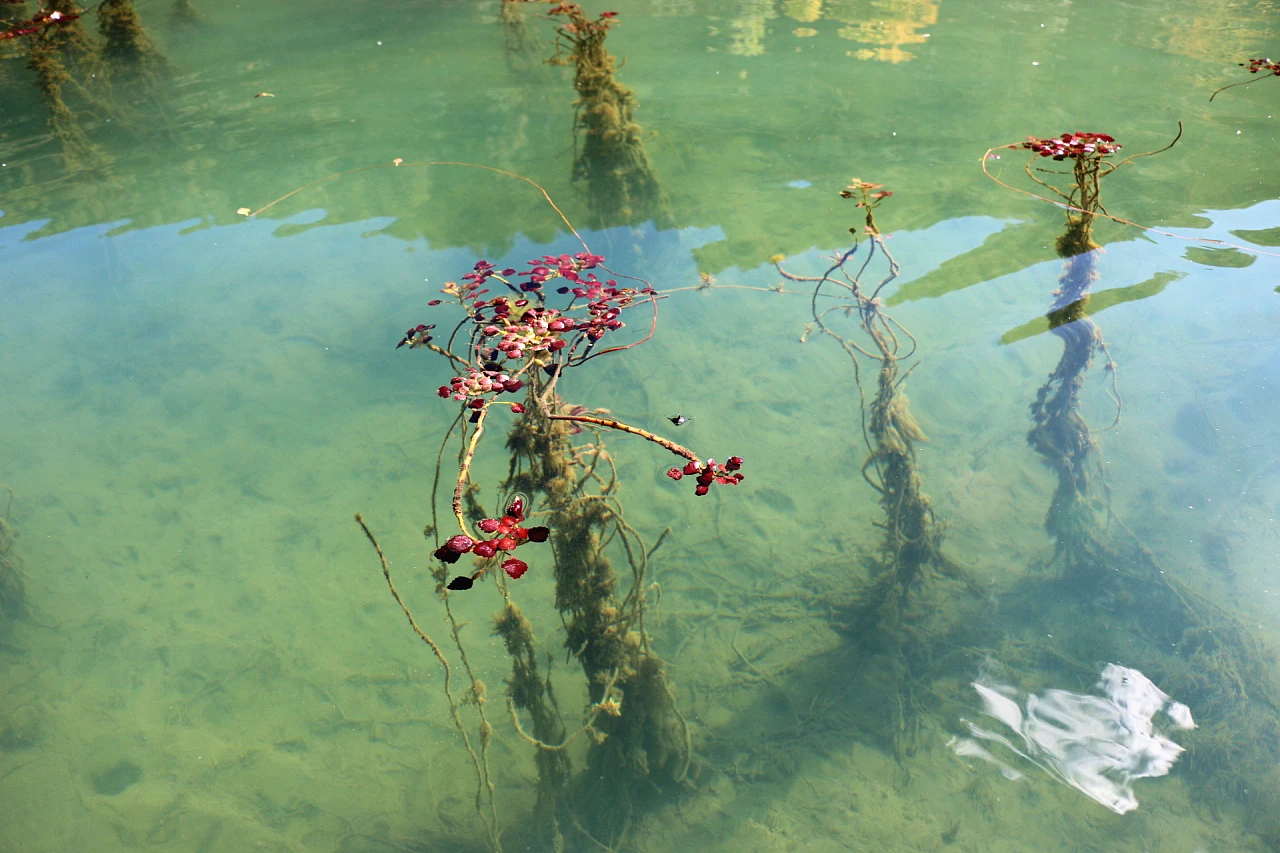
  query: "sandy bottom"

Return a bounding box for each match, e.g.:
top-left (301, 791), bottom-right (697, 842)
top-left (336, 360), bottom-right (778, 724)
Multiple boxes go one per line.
top-left (2, 208), bottom-right (1277, 853)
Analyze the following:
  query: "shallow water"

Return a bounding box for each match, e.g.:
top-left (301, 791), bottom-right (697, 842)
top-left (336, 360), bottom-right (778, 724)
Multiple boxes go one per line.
top-left (2, 1), bottom-right (1280, 851)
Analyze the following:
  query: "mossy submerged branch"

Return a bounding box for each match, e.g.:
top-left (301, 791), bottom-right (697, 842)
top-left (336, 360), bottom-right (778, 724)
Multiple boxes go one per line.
top-left (780, 182), bottom-right (965, 628)
top-left (168, 0), bottom-right (207, 30)
top-left (499, 0), bottom-right (542, 72)
top-left (545, 2), bottom-right (669, 227)
top-left (97, 0), bottom-right (167, 80)
top-left (46, 0), bottom-right (100, 70)
top-left (503, 376), bottom-right (691, 848)
top-left (27, 37), bottom-right (112, 174)
top-left (493, 603), bottom-right (571, 809)
top-left (0, 486), bottom-right (27, 625)
top-left (2, 2), bottom-right (114, 173)
top-left (775, 181), bottom-right (972, 749)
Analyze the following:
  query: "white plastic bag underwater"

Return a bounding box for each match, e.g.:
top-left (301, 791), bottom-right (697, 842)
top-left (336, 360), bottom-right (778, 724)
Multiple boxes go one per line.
top-left (949, 663), bottom-right (1195, 814)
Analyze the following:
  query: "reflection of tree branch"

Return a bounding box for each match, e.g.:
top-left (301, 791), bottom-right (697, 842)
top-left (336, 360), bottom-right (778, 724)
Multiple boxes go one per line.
top-left (1001, 271), bottom-right (1185, 346)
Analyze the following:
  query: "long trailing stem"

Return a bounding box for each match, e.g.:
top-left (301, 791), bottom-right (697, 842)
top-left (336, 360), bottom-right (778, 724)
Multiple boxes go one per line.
top-left (454, 404), bottom-right (490, 538)
top-left (545, 411), bottom-right (700, 464)
top-left (354, 514), bottom-right (503, 852)
top-left (1210, 59), bottom-right (1279, 101)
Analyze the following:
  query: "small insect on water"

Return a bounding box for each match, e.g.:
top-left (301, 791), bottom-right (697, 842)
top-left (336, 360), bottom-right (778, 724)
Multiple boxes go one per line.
top-left (667, 414), bottom-right (692, 426)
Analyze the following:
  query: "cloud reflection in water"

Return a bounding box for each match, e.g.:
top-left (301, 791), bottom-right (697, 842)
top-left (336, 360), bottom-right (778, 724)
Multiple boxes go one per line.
top-left (950, 664), bottom-right (1195, 814)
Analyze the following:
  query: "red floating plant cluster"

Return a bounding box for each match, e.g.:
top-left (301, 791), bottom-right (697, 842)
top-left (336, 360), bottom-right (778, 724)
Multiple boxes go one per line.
top-left (547, 2), bottom-right (618, 34)
top-left (440, 495), bottom-right (550, 589)
top-left (1240, 57), bottom-right (1280, 76)
top-left (1020, 132), bottom-right (1121, 161)
top-left (507, 1), bottom-right (620, 35)
top-left (1, 8), bottom-right (78, 40)
top-left (403, 247), bottom-right (745, 589)
top-left (530, 250), bottom-right (605, 287)
top-left (439, 367), bottom-right (524, 403)
top-left (400, 255), bottom-right (653, 411)
top-left (666, 456), bottom-right (745, 496)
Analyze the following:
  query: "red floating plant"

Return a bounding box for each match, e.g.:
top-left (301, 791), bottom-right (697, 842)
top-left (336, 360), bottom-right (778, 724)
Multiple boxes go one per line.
top-left (1241, 57), bottom-right (1280, 75)
top-left (1020, 132), bottom-right (1121, 161)
top-left (546, 1), bottom-right (619, 33)
top-left (406, 248), bottom-right (745, 587)
top-left (666, 456), bottom-right (744, 496)
top-left (0, 8), bottom-right (79, 40)
top-left (501, 558), bottom-right (529, 580)
top-left (443, 494), bottom-right (551, 589)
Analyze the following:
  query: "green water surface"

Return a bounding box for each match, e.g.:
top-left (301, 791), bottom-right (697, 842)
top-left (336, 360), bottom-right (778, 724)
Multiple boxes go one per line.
top-left (2, 1), bottom-right (1280, 851)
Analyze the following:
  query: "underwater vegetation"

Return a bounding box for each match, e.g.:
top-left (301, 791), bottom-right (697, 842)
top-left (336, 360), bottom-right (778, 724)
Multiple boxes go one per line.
top-left (976, 124), bottom-right (1280, 833)
top-left (97, 0), bottom-right (167, 80)
top-left (1, 0), bottom-right (171, 174)
top-left (770, 179), bottom-right (973, 745)
top-left (2, 5), bottom-right (107, 172)
top-left (0, 486), bottom-right (26, 629)
top-left (329, 69), bottom-right (1278, 849)
top-left (354, 167), bottom-right (745, 851)
top-left (3, 5), bottom-right (1280, 853)
top-left (168, 0), bottom-right (206, 30)
top-left (508, 1), bottom-right (669, 227)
